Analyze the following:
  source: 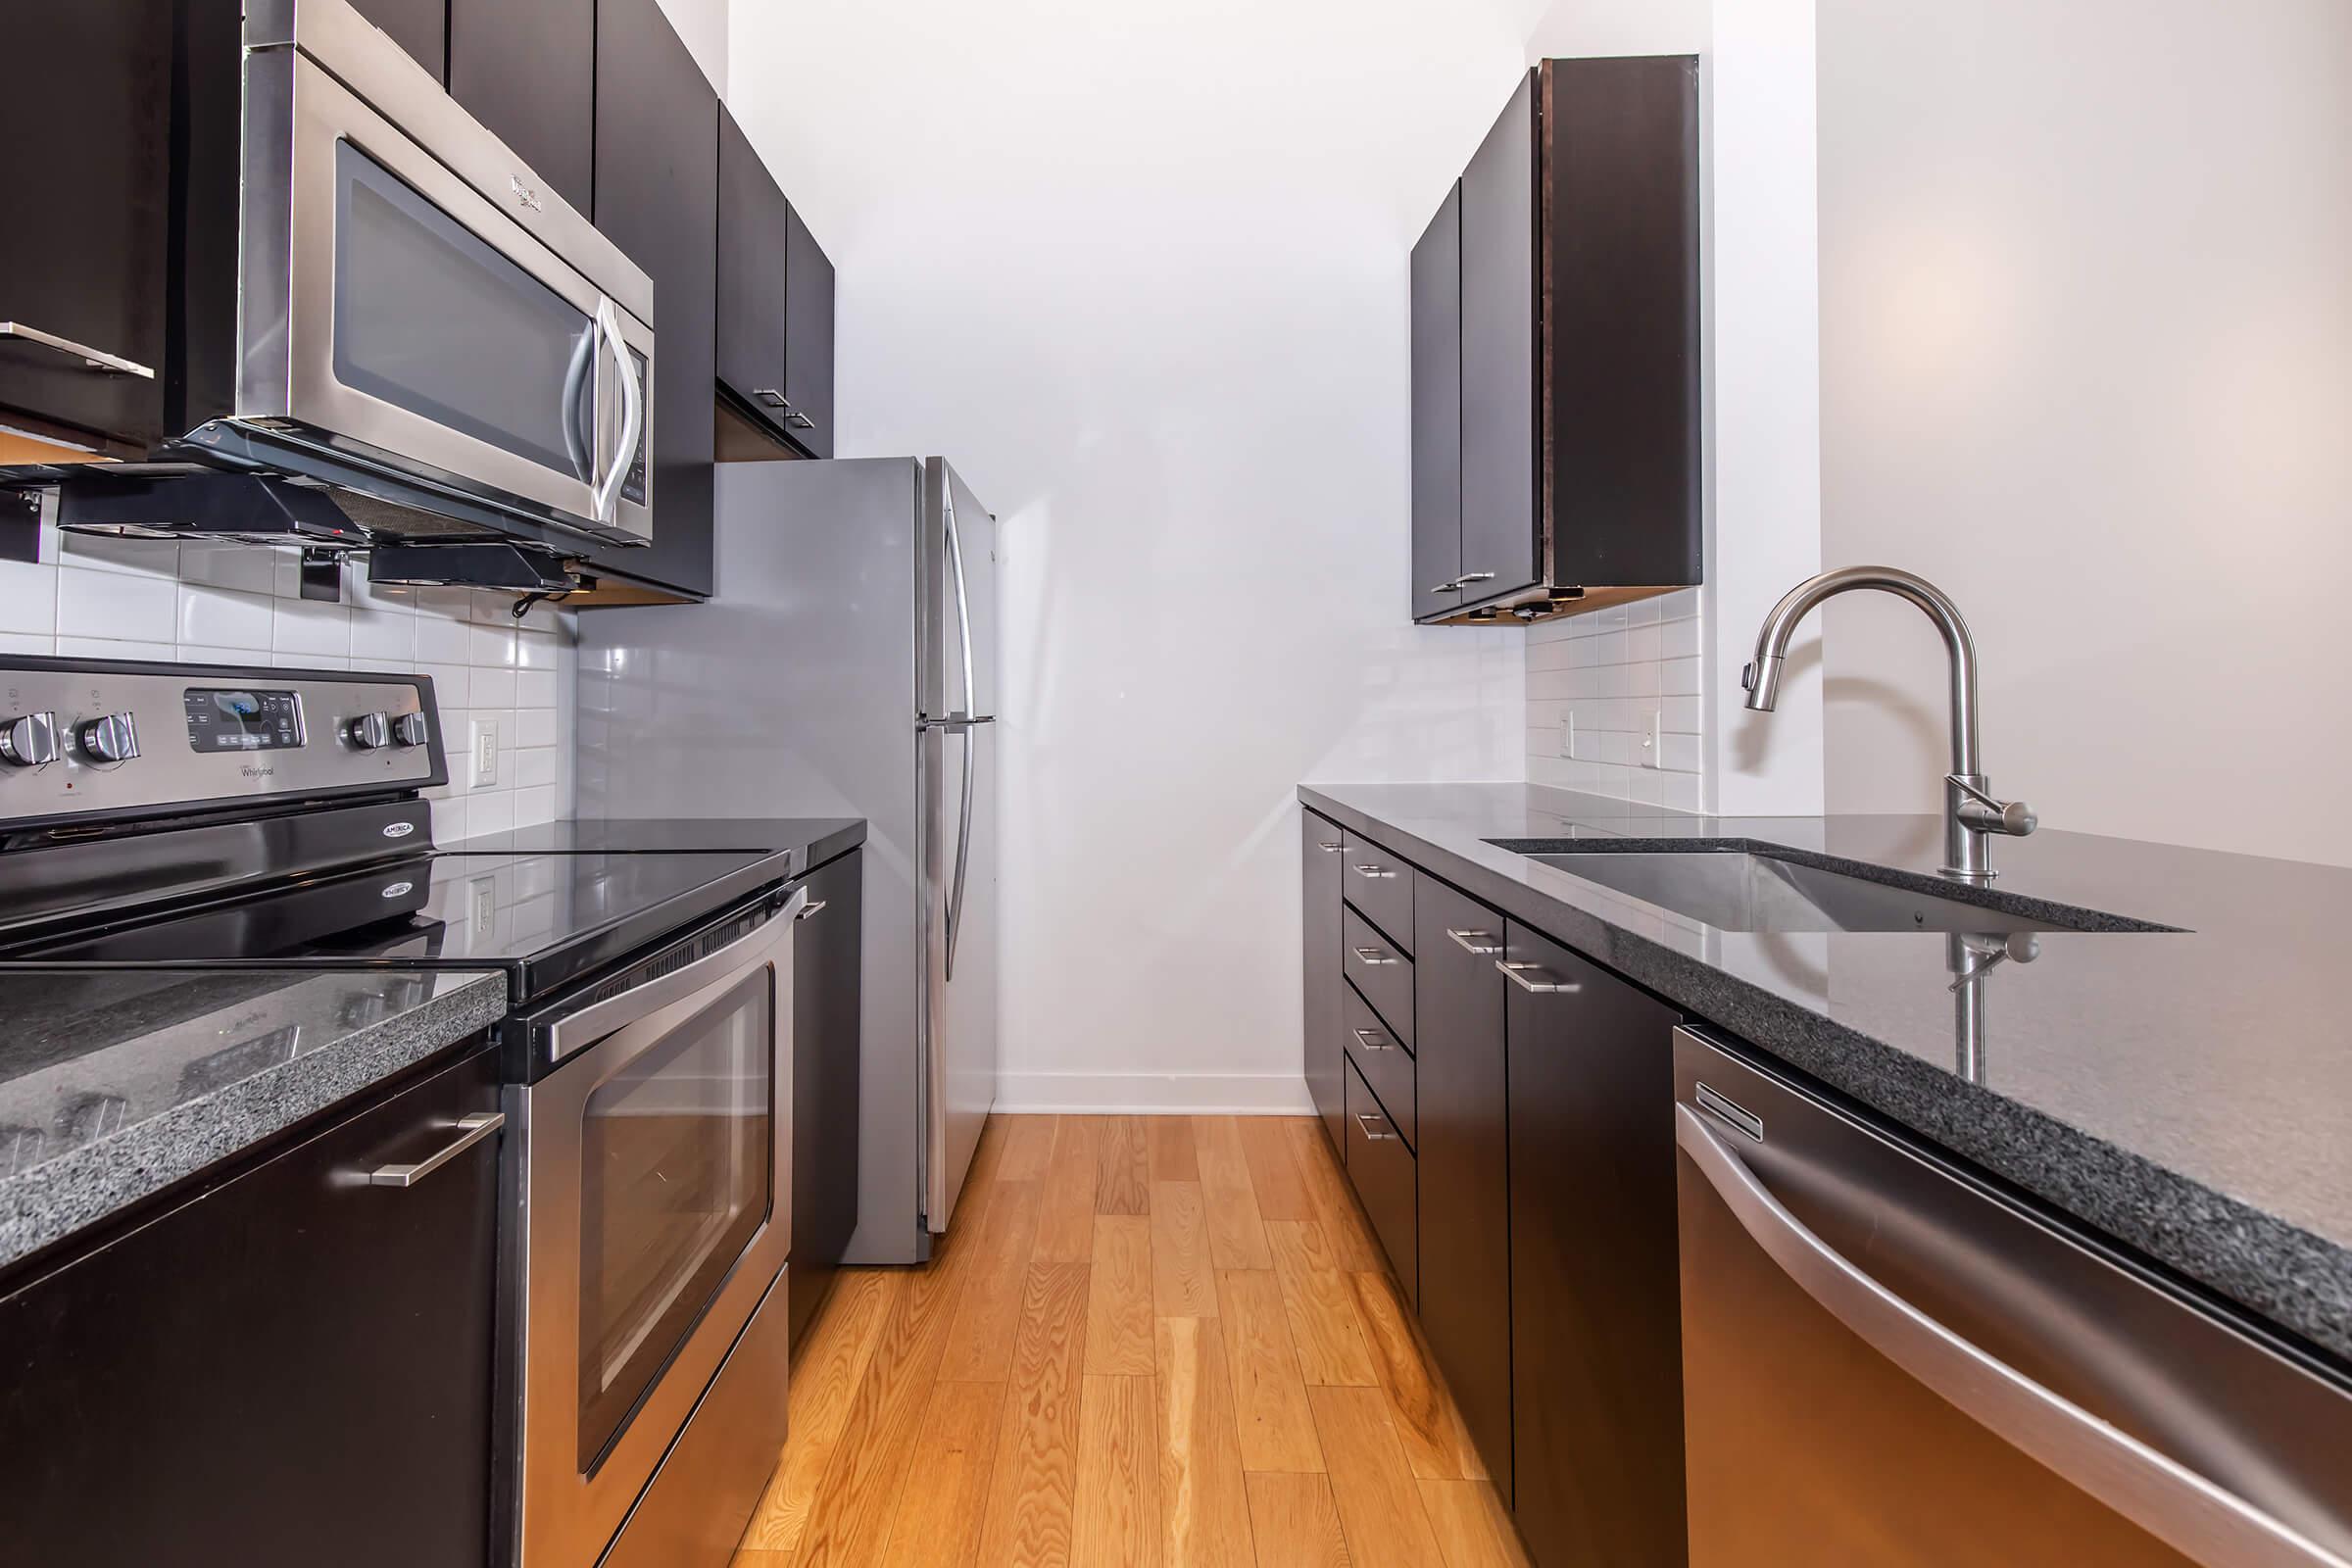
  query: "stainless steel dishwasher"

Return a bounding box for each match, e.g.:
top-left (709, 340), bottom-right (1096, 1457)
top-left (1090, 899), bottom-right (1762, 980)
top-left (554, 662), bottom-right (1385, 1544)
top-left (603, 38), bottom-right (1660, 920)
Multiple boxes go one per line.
top-left (1673, 1026), bottom-right (2352, 1567)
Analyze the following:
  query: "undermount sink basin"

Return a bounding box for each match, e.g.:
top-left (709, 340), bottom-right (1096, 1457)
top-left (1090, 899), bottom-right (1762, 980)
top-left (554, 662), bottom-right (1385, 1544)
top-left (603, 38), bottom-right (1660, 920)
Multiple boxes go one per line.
top-left (1500, 849), bottom-right (2146, 934)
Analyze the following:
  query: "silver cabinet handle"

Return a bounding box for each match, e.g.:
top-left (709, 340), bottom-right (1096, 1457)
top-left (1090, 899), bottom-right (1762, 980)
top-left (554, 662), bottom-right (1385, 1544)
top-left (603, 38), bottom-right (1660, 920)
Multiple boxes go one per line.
top-left (1446, 928), bottom-right (1502, 956)
top-left (368, 1111), bottom-right (505, 1188)
top-left (590, 297), bottom-right (644, 524)
top-left (1496, 959), bottom-right (1579, 994)
top-left (1351, 863), bottom-right (1396, 880)
top-left (0, 320), bottom-right (154, 378)
top-left (1672, 1104), bottom-right (2344, 1568)
top-left (795, 899), bottom-right (828, 921)
top-left (1432, 570), bottom-right (1501, 594)
top-left (1429, 580), bottom-right (1464, 596)
top-left (1351, 1027), bottom-right (1396, 1052)
top-left (1351, 947), bottom-right (1398, 966)
top-left (1317, 839), bottom-right (1344, 854)
top-left (753, 388), bottom-right (787, 408)
top-left (786, 409), bottom-right (817, 431)
top-left (1355, 1112), bottom-right (1397, 1143)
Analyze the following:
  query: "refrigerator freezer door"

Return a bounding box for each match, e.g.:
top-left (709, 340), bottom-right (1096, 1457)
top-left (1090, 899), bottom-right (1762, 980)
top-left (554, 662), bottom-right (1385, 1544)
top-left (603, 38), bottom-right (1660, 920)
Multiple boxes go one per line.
top-left (920, 710), bottom-right (999, 1233)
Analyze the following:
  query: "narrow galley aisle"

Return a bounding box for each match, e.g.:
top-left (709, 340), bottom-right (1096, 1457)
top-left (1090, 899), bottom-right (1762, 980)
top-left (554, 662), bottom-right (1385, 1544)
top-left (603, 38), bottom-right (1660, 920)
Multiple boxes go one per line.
top-left (729, 1115), bottom-right (1527, 1568)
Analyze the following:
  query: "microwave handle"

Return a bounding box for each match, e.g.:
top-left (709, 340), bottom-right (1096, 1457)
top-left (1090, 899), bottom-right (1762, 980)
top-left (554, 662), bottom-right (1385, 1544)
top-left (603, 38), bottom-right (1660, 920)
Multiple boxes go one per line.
top-left (561, 323), bottom-right (596, 483)
top-left (590, 297), bottom-right (644, 525)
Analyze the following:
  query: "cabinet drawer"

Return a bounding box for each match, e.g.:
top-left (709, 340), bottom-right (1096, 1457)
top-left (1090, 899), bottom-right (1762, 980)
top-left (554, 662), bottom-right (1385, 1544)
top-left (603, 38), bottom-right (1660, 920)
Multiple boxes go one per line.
top-left (1341, 904), bottom-right (1414, 1051)
top-left (1345, 1056), bottom-right (1417, 1305)
top-left (1342, 982), bottom-right (1415, 1150)
top-left (1341, 830), bottom-right (1416, 952)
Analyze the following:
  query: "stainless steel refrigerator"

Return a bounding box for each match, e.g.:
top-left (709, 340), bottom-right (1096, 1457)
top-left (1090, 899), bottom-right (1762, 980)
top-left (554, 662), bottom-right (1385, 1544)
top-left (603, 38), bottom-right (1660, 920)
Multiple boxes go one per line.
top-left (575, 457), bottom-right (999, 1263)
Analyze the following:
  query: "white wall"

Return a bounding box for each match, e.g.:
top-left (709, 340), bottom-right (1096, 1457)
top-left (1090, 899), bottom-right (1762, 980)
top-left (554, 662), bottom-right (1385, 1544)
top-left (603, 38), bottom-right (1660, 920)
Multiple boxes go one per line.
top-left (728, 0), bottom-right (1541, 1111)
top-left (1817, 0), bottom-right (2352, 862)
top-left (655, 0), bottom-right (726, 96)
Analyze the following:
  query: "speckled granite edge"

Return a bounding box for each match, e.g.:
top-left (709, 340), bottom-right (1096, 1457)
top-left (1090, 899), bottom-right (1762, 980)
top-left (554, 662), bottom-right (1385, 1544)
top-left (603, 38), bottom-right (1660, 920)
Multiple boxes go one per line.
top-left (0, 971), bottom-right (508, 1272)
top-left (1306, 786), bottom-right (2352, 1363)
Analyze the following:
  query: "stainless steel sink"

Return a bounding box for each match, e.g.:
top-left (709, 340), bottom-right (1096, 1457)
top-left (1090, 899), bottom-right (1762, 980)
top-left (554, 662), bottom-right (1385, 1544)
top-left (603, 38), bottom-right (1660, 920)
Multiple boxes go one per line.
top-left (1511, 851), bottom-right (2105, 933)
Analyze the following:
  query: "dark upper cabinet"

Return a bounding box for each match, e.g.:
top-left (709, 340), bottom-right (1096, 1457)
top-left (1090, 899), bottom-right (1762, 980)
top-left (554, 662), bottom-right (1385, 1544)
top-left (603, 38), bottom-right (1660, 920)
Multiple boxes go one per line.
top-left (788, 848), bottom-right (864, 1349)
top-left (448, 0), bottom-right (595, 213)
top-left (1409, 183), bottom-right (1464, 622)
top-left (1411, 56), bottom-right (1700, 627)
top-left (586, 0), bottom-right (717, 599)
top-left (716, 107), bottom-right (792, 432)
top-left (1504, 921), bottom-right (1687, 1567)
top-left (783, 202), bottom-right (837, 458)
top-left (1412, 879), bottom-right (1513, 1499)
top-left (349, 0), bottom-right (446, 80)
top-left (0, 1046), bottom-right (499, 1567)
top-left (1301, 809), bottom-right (1348, 1155)
top-left (0, 1), bottom-right (172, 453)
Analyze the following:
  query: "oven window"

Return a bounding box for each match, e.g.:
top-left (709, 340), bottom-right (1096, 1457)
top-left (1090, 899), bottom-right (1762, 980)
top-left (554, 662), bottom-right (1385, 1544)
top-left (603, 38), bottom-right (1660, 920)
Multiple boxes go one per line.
top-left (576, 969), bottom-right (772, 1468)
top-left (332, 140), bottom-right (598, 484)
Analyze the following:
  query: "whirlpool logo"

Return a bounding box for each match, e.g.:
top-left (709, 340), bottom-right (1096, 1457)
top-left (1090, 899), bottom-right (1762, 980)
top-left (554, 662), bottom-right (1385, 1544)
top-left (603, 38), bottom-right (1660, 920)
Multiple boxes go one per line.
top-left (239, 764), bottom-right (274, 780)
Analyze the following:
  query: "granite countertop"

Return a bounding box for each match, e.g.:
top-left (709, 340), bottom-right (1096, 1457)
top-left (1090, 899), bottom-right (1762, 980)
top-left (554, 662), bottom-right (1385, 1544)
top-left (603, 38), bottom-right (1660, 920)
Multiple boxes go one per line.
top-left (0, 966), bottom-right (507, 1274)
top-left (1301, 780), bottom-right (2352, 1365)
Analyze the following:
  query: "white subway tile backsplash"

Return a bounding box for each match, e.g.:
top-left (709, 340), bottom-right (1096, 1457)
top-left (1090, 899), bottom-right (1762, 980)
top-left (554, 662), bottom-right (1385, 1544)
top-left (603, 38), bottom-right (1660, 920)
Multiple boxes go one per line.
top-left (469, 622), bottom-right (517, 668)
top-left (414, 607), bottom-right (474, 663)
top-left (175, 584), bottom-right (275, 651)
top-left (513, 785), bottom-right (557, 827)
top-left (272, 597), bottom-right (351, 659)
top-left (60, 567), bottom-right (176, 643)
top-left (349, 608), bottom-right (417, 662)
top-left (59, 535), bottom-right (177, 579)
top-left (179, 544), bottom-right (277, 597)
top-left (514, 746), bottom-right (559, 789)
top-left (515, 669), bottom-right (559, 710)
top-left (467, 791), bottom-right (515, 837)
top-left (514, 707), bottom-right (559, 749)
top-left (0, 559), bottom-right (57, 636)
top-left (468, 664), bottom-right (517, 710)
top-left (1530, 593), bottom-right (1706, 807)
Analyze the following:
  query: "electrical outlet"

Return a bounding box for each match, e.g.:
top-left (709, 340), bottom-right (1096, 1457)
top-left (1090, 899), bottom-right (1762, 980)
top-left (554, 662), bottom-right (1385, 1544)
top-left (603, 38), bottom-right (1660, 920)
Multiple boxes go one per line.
top-left (1562, 712), bottom-right (1578, 759)
top-left (1641, 709), bottom-right (1663, 769)
top-left (469, 876), bottom-right (498, 936)
top-left (469, 718), bottom-right (500, 788)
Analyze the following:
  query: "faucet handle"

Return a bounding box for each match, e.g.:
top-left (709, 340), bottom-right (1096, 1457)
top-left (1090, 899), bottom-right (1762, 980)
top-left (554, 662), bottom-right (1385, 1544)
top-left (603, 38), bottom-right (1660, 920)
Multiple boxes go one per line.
top-left (1950, 776), bottom-right (2037, 838)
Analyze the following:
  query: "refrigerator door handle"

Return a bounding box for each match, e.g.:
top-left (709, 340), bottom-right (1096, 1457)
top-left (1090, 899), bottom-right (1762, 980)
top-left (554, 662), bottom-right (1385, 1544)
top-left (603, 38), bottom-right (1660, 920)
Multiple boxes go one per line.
top-left (945, 488), bottom-right (978, 723)
top-left (947, 723), bottom-right (975, 981)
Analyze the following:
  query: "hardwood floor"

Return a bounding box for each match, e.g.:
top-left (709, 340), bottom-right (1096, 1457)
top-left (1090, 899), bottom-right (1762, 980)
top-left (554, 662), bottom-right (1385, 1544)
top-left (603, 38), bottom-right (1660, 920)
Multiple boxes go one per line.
top-left (733, 1114), bottom-right (1529, 1568)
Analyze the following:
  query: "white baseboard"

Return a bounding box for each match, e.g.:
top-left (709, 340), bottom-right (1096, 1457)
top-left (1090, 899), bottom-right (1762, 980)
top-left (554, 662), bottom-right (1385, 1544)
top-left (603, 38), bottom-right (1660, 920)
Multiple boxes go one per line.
top-left (994, 1070), bottom-right (1314, 1116)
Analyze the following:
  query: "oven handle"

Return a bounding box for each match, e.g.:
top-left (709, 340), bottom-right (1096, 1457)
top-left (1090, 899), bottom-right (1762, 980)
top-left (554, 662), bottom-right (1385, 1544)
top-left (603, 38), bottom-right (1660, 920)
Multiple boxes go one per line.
top-left (547, 886), bottom-right (807, 1061)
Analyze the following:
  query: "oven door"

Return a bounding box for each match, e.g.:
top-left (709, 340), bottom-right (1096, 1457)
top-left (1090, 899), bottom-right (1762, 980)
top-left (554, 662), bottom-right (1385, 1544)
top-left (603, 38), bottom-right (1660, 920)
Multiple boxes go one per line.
top-left (513, 890), bottom-right (800, 1568)
top-left (235, 35), bottom-right (653, 546)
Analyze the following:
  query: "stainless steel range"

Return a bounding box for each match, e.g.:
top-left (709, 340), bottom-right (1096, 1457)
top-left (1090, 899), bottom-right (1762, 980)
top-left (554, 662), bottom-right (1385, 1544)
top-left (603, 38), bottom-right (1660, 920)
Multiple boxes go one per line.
top-left (0, 654), bottom-right (809, 1568)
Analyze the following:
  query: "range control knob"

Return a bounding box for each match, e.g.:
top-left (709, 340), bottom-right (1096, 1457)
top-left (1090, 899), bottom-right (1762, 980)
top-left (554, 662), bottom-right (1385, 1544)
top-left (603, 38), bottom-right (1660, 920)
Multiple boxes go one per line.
top-left (0, 711), bottom-right (60, 768)
top-left (391, 711), bottom-right (429, 748)
top-left (77, 711), bottom-right (139, 763)
top-left (349, 711), bottom-right (392, 751)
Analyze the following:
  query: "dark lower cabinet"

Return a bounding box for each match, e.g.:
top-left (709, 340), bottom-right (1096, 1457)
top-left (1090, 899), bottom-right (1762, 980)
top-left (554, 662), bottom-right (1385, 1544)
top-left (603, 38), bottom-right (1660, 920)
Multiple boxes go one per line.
top-left (783, 203), bottom-right (836, 458)
top-left (1505, 921), bottom-right (1687, 1567)
top-left (448, 0), bottom-right (595, 213)
top-left (587, 0), bottom-right (717, 599)
top-left (1301, 809), bottom-right (1347, 1154)
top-left (0, 1045), bottom-right (500, 1567)
top-left (1413, 880), bottom-right (1513, 1500)
top-left (788, 848), bottom-right (864, 1348)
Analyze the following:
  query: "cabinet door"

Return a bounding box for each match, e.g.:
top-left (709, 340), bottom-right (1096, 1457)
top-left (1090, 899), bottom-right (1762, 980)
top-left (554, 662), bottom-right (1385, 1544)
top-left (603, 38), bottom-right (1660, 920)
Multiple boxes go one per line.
top-left (350, 0), bottom-right (447, 80)
top-left (1457, 70), bottom-right (1543, 610)
top-left (788, 848), bottom-right (864, 1348)
top-left (1409, 183), bottom-right (1464, 622)
top-left (1301, 809), bottom-right (1347, 1155)
top-left (783, 203), bottom-right (836, 458)
top-left (716, 107), bottom-right (792, 433)
top-left (0, 0), bottom-right (171, 452)
top-left (1413, 880), bottom-right (1512, 1497)
top-left (588, 0), bottom-right (717, 598)
top-left (0, 1046), bottom-right (500, 1568)
top-left (1505, 922), bottom-right (1687, 1566)
top-left (449, 0), bottom-right (595, 213)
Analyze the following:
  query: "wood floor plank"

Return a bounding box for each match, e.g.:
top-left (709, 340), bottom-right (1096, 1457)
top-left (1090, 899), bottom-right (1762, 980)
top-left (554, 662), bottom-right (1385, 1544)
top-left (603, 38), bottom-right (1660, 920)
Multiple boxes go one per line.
top-left (1216, 1269), bottom-right (1324, 1473)
top-left (973, 1261), bottom-right (1092, 1568)
top-left (999, 1115), bottom-right (1060, 1182)
top-left (1265, 1221), bottom-right (1377, 1387)
top-left (1096, 1115), bottom-right (1152, 1216)
top-left (1245, 1472), bottom-right (1352, 1568)
top-left (1193, 1115), bottom-right (1276, 1270)
top-left (1035, 1117), bottom-right (1105, 1263)
top-left (1085, 1214), bottom-right (1156, 1376)
top-left (1237, 1117), bottom-right (1317, 1221)
top-left (1150, 1181), bottom-right (1219, 1318)
top-left (1417, 1479), bottom-right (1531, 1568)
top-left (1072, 1375), bottom-right (1160, 1568)
top-left (1308, 1385), bottom-right (1448, 1568)
top-left (1154, 1316), bottom-right (1257, 1568)
top-left (1348, 1271), bottom-right (1485, 1482)
top-left (1149, 1116), bottom-right (1200, 1182)
top-left (1287, 1121), bottom-right (1383, 1271)
top-left (939, 1179), bottom-right (1044, 1382)
top-left (738, 1271), bottom-right (903, 1554)
top-left (877, 1379), bottom-right (1006, 1568)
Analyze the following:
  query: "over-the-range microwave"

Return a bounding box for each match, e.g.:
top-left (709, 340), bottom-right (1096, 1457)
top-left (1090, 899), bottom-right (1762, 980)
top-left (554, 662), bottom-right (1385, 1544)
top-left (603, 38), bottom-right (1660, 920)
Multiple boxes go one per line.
top-left (4, 0), bottom-right (655, 559)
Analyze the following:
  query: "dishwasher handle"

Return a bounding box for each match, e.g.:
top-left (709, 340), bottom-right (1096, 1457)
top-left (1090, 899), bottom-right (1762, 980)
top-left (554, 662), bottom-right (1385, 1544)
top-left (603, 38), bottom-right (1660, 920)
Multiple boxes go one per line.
top-left (1674, 1102), bottom-right (2352, 1568)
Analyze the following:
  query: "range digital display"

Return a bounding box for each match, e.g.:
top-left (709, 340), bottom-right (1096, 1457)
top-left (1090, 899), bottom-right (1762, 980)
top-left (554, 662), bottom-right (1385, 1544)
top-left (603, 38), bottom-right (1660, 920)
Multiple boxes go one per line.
top-left (183, 688), bottom-right (306, 753)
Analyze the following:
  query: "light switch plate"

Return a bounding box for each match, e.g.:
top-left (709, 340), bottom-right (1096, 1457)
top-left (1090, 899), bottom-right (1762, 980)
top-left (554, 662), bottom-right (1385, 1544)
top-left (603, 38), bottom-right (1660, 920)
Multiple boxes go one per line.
top-left (1641, 710), bottom-right (1662, 769)
top-left (470, 718), bottom-right (500, 788)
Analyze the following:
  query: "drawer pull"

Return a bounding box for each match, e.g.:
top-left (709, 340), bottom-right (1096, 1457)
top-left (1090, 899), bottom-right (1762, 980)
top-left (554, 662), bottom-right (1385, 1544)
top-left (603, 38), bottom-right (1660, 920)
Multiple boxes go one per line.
top-left (1355, 1112), bottom-right (1398, 1143)
top-left (795, 899), bottom-right (829, 922)
top-left (1317, 839), bottom-right (1345, 853)
top-left (1351, 946), bottom-right (1398, 966)
top-left (1351, 1027), bottom-right (1396, 1052)
top-left (1496, 960), bottom-right (1581, 995)
top-left (1446, 928), bottom-right (1502, 956)
top-left (368, 1111), bottom-right (505, 1188)
top-left (1351, 863), bottom-right (1396, 880)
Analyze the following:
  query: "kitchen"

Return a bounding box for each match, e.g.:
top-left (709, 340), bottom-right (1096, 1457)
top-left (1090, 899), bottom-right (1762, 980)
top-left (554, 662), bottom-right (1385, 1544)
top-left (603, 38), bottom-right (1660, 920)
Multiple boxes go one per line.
top-left (1, 0), bottom-right (2347, 1565)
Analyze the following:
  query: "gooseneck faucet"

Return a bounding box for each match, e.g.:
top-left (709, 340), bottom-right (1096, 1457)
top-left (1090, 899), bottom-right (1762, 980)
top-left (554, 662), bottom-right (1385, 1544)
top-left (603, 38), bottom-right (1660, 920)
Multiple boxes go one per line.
top-left (1740, 565), bottom-right (2035, 882)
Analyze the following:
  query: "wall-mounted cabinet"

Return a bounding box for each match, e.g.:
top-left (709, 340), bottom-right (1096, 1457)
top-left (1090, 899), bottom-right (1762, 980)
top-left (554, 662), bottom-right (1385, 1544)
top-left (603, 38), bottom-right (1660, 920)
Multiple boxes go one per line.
top-left (349, 0), bottom-right (446, 80)
top-left (782, 205), bottom-right (837, 458)
top-left (448, 0), bottom-right (595, 214)
top-left (716, 109), bottom-right (838, 461)
top-left (1410, 55), bottom-right (1702, 628)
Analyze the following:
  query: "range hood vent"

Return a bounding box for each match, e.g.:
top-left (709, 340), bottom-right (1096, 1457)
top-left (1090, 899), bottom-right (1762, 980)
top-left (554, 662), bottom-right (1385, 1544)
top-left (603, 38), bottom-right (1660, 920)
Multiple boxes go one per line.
top-left (36, 467), bottom-right (374, 549)
top-left (368, 541), bottom-right (579, 594)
